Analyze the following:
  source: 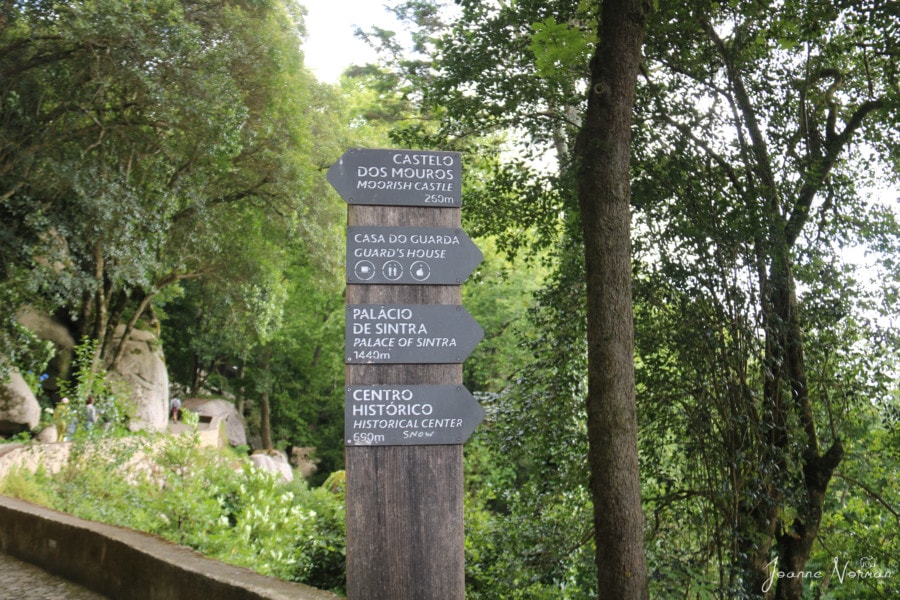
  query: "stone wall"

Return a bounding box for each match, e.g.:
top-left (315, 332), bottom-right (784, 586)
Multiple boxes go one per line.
top-left (0, 496), bottom-right (341, 600)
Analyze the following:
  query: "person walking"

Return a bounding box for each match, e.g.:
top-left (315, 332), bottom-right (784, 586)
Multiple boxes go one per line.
top-left (85, 396), bottom-right (97, 432)
top-left (169, 397), bottom-right (182, 422)
top-left (53, 397), bottom-right (71, 441)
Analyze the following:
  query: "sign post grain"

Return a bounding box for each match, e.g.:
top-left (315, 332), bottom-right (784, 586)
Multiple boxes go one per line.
top-left (333, 149), bottom-right (479, 600)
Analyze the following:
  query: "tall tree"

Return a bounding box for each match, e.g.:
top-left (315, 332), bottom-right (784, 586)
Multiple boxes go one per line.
top-left (633, 1), bottom-right (900, 597)
top-left (574, 1), bottom-right (650, 596)
top-left (350, 1), bottom-right (900, 598)
top-left (0, 0), bottom-right (321, 368)
top-left (356, 0), bottom-right (652, 595)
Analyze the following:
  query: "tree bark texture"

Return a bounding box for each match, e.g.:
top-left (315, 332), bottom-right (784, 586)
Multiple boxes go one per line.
top-left (762, 255), bottom-right (844, 600)
top-left (259, 352), bottom-right (272, 450)
top-left (574, 1), bottom-right (649, 598)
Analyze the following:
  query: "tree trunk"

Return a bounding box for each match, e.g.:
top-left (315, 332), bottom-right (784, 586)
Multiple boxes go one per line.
top-left (259, 351), bottom-right (272, 450)
top-left (766, 256), bottom-right (843, 600)
top-left (574, 1), bottom-right (649, 598)
top-left (190, 352), bottom-right (202, 397)
top-left (773, 443), bottom-right (843, 600)
top-left (91, 243), bottom-right (108, 359)
top-left (260, 387), bottom-right (272, 449)
top-left (235, 361), bottom-right (246, 418)
top-left (108, 292), bottom-right (152, 370)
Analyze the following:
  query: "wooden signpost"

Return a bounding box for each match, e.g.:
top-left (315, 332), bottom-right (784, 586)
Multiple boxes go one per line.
top-left (329, 148), bottom-right (482, 600)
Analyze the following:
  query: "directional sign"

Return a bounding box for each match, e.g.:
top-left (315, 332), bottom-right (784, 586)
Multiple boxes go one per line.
top-left (326, 148), bottom-right (462, 206)
top-left (347, 226), bottom-right (483, 285)
top-left (345, 385), bottom-right (484, 446)
top-left (346, 304), bottom-right (483, 364)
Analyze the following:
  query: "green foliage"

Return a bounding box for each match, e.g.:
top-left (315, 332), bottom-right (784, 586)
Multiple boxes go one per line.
top-left (1, 0), bottom-right (334, 370)
top-left (631, 2), bottom-right (900, 594)
top-left (462, 237), bottom-right (548, 393)
top-left (0, 281), bottom-right (54, 384)
top-left (151, 439), bottom-right (346, 593)
top-left (0, 434), bottom-right (347, 595)
top-left (0, 466), bottom-right (55, 506)
top-left (465, 438), bottom-right (597, 600)
top-left (377, 0), bottom-right (900, 597)
top-left (808, 409), bottom-right (900, 599)
top-left (529, 16), bottom-right (593, 80)
top-left (49, 438), bottom-right (152, 520)
top-left (57, 337), bottom-right (132, 435)
top-left (462, 155), bottom-right (566, 261)
top-left (179, 408), bottom-right (200, 428)
top-left (1, 0), bottom-right (355, 484)
top-left (262, 261), bottom-right (345, 483)
top-left (460, 229), bottom-right (595, 598)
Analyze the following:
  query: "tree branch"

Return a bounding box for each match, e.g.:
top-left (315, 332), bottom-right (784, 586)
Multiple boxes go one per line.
top-left (702, 20), bottom-right (778, 199)
top-left (785, 99), bottom-right (885, 245)
top-left (108, 270), bottom-right (206, 369)
top-left (837, 472), bottom-right (900, 523)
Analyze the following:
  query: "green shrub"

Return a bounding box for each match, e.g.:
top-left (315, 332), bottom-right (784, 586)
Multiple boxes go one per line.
top-left (0, 466), bottom-right (54, 505)
top-left (57, 337), bottom-right (133, 436)
top-left (0, 431), bottom-right (347, 595)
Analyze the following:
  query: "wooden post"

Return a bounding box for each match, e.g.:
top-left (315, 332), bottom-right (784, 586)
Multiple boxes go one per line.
top-left (345, 205), bottom-right (466, 600)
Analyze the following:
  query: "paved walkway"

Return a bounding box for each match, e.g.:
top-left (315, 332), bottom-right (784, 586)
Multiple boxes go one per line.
top-left (0, 552), bottom-right (109, 599)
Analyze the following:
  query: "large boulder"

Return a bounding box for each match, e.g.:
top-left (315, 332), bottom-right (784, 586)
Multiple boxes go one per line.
top-left (181, 398), bottom-right (247, 447)
top-left (35, 425), bottom-right (58, 443)
top-left (0, 370), bottom-right (42, 436)
top-left (15, 307), bottom-right (75, 350)
top-left (249, 450), bottom-right (293, 482)
top-left (289, 446), bottom-right (319, 479)
top-left (110, 327), bottom-right (168, 432)
top-left (15, 307), bottom-right (76, 392)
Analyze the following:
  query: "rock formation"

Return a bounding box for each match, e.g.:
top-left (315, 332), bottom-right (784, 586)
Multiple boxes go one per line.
top-left (0, 370), bottom-right (42, 436)
top-left (109, 326), bottom-right (169, 432)
top-left (249, 450), bottom-right (293, 482)
top-left (182, 398), bottom-right (247, 447)
top-left (15, 307), bottom-right (76, 394)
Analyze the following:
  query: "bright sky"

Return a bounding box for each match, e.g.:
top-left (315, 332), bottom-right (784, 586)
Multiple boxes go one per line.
top-left (301, 1), bottom-right (401, 82)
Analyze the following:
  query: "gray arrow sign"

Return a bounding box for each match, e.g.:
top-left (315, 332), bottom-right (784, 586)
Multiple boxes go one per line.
top-left (345, 385), bottom-right (484, 446)
top-left (326, 148), bottom-right (462, 206)
top-left (347, 226), bottom-right (483, 285)
top-left (346, 304), bottom-right (484, 364)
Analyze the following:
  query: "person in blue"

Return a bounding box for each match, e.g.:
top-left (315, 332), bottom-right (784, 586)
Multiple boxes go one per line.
top-left (85, 396), bottom-right (97, 431)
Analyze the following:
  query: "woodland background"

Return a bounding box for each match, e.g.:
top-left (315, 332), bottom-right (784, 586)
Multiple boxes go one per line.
top-left (1, 1), bottom-right (898, 598)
